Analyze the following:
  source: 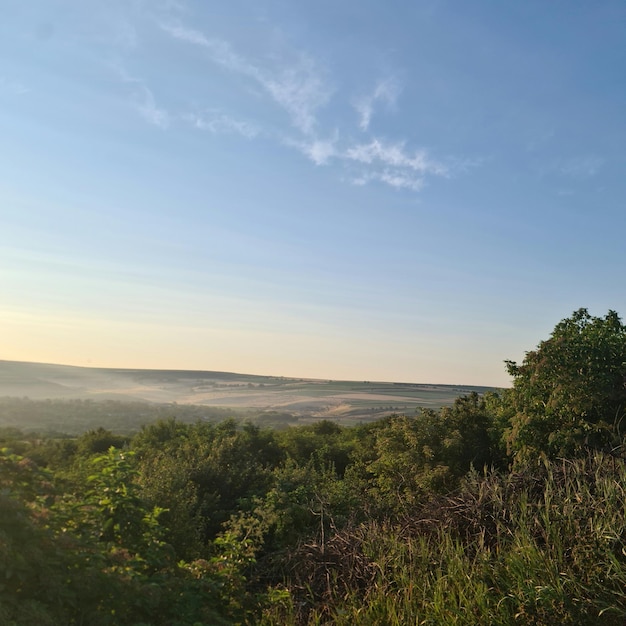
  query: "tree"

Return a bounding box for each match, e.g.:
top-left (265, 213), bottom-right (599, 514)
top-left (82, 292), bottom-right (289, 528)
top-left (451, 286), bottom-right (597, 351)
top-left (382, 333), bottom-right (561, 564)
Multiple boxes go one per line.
top-left (505, 308), bottom-right (626, 460)
top-left (441, 391), bottom-right (504, 473)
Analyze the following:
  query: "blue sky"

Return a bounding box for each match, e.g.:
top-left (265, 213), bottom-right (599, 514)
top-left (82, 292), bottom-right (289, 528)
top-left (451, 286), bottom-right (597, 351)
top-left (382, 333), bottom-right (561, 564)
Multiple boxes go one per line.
top-left (1, 0), bottom-right (625, 386)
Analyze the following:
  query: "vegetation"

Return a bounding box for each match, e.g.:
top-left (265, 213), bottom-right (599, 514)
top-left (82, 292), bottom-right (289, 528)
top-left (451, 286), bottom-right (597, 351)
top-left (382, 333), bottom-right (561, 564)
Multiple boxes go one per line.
top-left (505, 308), bottom-right (626, 460)
top-left (2, 308), bottom-right (626, 624)
top-left (0, 397), bottom-right (275, 435)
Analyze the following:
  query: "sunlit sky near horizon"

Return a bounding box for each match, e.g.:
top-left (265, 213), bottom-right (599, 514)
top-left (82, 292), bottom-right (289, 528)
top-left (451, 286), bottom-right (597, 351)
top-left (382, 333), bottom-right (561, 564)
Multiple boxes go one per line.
top-left (1, 0), bottom-right (625, 387)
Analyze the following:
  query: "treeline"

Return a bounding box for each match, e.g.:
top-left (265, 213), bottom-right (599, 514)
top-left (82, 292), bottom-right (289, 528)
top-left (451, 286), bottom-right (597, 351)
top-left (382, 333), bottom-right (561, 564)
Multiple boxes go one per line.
top-left (2, 308), bottom-right (626, 625)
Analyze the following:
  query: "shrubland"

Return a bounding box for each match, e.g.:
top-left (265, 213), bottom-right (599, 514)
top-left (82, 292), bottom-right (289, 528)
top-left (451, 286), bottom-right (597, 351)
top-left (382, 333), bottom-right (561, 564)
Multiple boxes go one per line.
top-left (2, 308), bottom-right (626, 625)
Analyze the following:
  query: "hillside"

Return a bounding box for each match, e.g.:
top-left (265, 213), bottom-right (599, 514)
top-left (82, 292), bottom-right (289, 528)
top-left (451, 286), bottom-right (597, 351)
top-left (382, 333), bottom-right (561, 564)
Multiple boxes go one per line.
top-left (0, 360), bottom-right (496, 430)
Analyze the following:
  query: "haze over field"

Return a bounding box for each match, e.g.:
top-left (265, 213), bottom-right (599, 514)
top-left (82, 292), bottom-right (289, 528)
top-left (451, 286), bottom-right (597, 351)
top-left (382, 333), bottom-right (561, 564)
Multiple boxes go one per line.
top-left (1, 1), bottom-right (624, 386)
top-left (0, 359), bottom-right (496, 432)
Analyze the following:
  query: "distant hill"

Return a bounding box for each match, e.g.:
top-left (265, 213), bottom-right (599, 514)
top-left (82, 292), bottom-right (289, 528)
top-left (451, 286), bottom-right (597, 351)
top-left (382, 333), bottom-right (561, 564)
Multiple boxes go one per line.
top-left (0, 359), bottom-right (499, 432)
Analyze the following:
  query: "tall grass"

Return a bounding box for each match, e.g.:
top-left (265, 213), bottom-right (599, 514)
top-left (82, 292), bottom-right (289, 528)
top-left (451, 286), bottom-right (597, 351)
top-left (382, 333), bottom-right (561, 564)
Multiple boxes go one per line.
top-left (260, 453), bottom-right (626, 625)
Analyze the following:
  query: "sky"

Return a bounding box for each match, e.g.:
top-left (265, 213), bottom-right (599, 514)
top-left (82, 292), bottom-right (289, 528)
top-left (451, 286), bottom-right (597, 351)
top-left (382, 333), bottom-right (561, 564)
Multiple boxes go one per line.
top-left (1, 0), bottom-right (625, 387)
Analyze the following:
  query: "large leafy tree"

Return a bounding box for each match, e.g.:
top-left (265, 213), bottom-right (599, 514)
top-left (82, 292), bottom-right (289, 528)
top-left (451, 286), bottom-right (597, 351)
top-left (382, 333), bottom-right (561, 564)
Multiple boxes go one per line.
top-left (505, 308), bottom-right (626, 459)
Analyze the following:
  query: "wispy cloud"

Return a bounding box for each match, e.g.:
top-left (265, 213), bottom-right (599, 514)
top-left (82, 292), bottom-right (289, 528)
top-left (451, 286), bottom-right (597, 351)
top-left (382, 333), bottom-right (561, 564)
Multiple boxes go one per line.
top-left (112, 65), bottom-right (170, 129)
top-left (294, 136), bottom-right (449, 190)
top-left (160, 22), bottom-right (213, 48)
top-left (112, 19), bottom-right (138, 49)
top-left (133, 85), bottom-right (170, 128)
top-left (354, 78), bottom-right (402, 131)
top-left (262, 59), bottom-right (330, 135)
top-left (288, 133), bottom-right (339, 165)
top-left (159, 20), bottom-right (466, 193)
top-left (558, 155), bottom-right (604, 178)
top-left (344, 139), bottom-right (448, 176)
top-left (378, 170), bottom-right (425, 191)
top-left (350, 170), bottom-right (424, 191)
top-left (160, 22), bottom-right (331, 134)
top-left (0, 76), bottom-right (29, 96)
top-left (183, 111), bottom-right (259, 138)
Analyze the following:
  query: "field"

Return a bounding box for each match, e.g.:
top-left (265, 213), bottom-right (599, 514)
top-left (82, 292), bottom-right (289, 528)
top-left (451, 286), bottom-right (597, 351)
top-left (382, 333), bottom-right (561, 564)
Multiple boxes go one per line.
top-left (0, 359), bottom-right (498, 432)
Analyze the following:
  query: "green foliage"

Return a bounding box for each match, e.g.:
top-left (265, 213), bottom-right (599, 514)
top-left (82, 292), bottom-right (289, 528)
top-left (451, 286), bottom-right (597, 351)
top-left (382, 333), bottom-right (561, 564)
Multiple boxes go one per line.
top-left (83, 448), bottom-right (169, 563)
top-left (134, 419), bottom-right (283, 557)
top-left (0, 449), bottom-right (94, 625)
top-left (276, 420), bottom-right (355, 476)
top-left (0, 446), bottom-right (262, 625)
top-left (444, 391), bottom-right (505, 472)
top-left (355, 393), bottom-right (500, 517)
top-left (364, 412), bottom-right (455, 513)
top-left (7, 307), bottom-right (626, 624)
top-left (77, 427), bottom-right (128, 456)
top-left (505, 308), bottom-right (626, 460)
top-left (261, 459), bottom-right (361, 550)
top-left (0, 396), bottom-right (257, 435)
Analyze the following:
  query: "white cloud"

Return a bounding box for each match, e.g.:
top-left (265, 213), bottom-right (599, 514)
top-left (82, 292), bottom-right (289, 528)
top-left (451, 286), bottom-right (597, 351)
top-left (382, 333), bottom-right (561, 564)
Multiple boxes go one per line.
top-left (306, 138), bottom-right (337, 165)
top-left (133, 85), bottom-right (169, 128)
top-left (378, 170), bottom-right (424, 191)
top-left (160, 22), bottom-right (212, 48)
top-left (355, 77), bottom-right (402, 131)
top-left (262, 59), bottom-right (330, 135)
top-left (348, 169), bottom-right (423, 191)
top-left (159, 24), bottom-right (257, 81)
top-left (160, 22), bottom-right (331, 134)
top-left (183, 111), bottom-right (259, 138)
top-left (294, 135), bottom-right (448, 191)
top-left (344, 139), bottom-right (448, 176)
top-left (289, 134), bottom-right (338, 165)
top-left (159, 21), bottom-right (465, 193)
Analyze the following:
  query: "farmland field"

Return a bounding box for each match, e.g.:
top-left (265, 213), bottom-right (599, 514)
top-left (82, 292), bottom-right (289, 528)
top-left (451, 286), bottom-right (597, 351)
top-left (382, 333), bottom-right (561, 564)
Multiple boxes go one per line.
top-left (0, 360), bottom-right (499, 433)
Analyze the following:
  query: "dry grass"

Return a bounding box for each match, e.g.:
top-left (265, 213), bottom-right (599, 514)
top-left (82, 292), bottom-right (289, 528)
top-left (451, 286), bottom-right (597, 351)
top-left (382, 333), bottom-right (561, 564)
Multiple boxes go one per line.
top-left (261, 453), bottom-right (626, 625)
